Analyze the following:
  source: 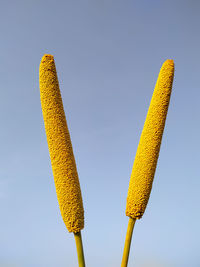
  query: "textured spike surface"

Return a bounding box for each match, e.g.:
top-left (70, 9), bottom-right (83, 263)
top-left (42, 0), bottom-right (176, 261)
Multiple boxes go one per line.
top-left (39, 55), bottom-right (84, 233)
top-left (126, 60), bottom-right (174, 219)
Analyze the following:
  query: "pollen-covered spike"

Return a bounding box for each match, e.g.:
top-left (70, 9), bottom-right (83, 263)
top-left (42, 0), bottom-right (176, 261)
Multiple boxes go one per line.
top-left (126, 60), bottom-right (174, 219)
top-left (39, 54), bottom-right (84, 233)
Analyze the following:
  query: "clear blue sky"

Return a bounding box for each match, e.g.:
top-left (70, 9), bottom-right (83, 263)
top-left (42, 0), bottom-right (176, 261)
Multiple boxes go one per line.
top-left (0, 1), bottom-right (199, 266)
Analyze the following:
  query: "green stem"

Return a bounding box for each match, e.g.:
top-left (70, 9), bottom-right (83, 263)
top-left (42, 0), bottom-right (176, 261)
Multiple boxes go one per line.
top-left (121, 217), bottom-right (136, 267)
top-left (74, 231), bottom-right (86, 267)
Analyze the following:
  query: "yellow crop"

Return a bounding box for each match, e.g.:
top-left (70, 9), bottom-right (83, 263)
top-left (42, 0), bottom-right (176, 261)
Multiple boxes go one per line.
top-left (126, 59), bottom-right (174, 219)
top-left (39, 54), bottom-right (84, 233)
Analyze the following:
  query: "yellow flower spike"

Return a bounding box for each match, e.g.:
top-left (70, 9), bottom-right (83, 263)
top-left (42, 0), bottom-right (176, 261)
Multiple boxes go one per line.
top-left (39, 54), bottom-right (85, 267)
top-left (126, 59), bottom-right (174, 219)
top-left (121, 60), bottom-right (174, 267)
top-left (39, 54), bottom-right (84, 233)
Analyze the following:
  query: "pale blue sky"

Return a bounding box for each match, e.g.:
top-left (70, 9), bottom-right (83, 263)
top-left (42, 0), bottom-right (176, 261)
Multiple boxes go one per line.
top-left (0, 1), bottom-right (200, 266)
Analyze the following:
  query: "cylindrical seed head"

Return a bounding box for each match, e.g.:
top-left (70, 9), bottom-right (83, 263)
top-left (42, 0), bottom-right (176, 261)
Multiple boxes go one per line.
top-left (39, 54), bottom-right (84, 233)
top-left (126, 60), bottom-right (174, 219)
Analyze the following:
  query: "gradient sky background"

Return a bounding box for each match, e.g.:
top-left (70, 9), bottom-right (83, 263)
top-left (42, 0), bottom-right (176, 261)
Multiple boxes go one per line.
top-left (0, 1), bottom-right (200, 267)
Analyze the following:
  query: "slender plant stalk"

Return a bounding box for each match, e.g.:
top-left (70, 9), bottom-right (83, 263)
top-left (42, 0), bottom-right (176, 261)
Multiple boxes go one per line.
top-left (74, 231), bottom-right (86, 267)
top-left (121, 218), bottom-right (136, 267)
